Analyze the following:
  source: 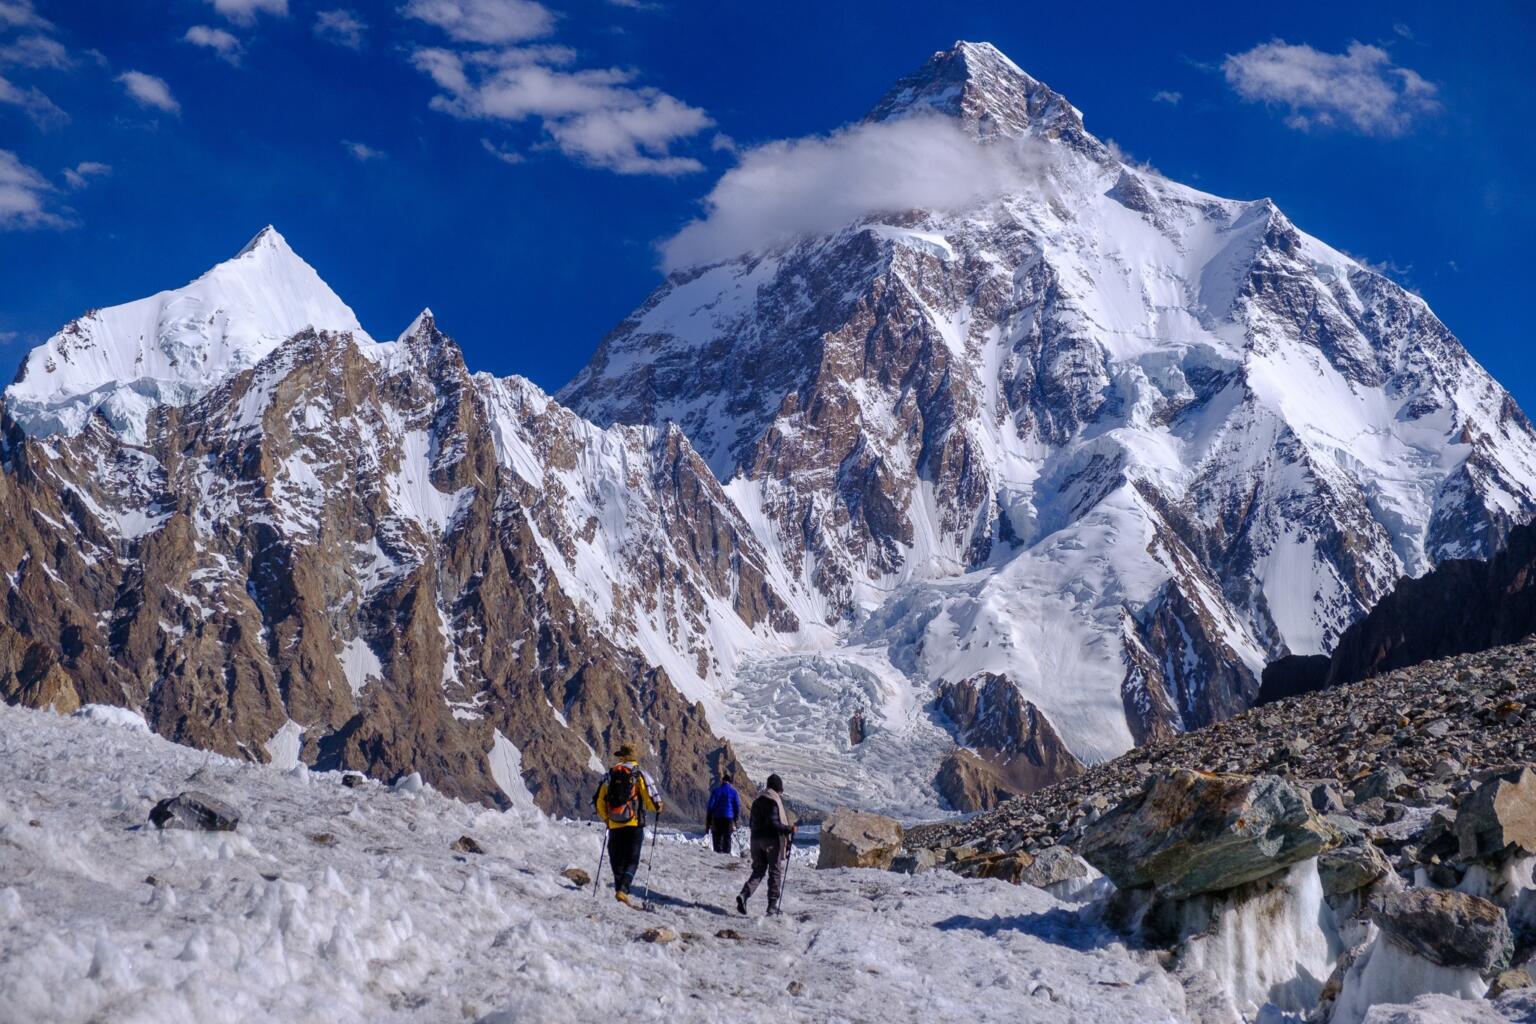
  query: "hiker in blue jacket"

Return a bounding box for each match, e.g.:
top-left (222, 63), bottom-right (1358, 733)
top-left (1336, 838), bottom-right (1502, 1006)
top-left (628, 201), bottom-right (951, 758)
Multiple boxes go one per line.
top-left (704, 769), bottom-right (742, 854)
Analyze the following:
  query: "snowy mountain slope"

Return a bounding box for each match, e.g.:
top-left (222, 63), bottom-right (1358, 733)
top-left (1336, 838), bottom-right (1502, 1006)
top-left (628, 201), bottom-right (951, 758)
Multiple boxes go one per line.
top-left (562, 41), bottom-right (1536, 799)
top-left (4, 41), bottom-right (1535, 821)
top-left (6, 227), bottom-right (365, 443)
top-left (0, 702), bottom-right (1196, 1024)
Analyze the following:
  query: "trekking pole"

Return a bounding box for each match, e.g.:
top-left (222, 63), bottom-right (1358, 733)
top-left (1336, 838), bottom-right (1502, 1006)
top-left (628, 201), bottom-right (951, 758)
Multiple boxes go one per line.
top-left (592, 828), bottom-right (608, 899)
top-left (639, 809), bottom-right (661, 911)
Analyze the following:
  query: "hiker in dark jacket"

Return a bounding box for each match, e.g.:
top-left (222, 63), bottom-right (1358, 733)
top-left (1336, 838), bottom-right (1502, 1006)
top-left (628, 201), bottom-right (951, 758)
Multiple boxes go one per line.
top-left (593, 744), bottom-right (663, 906)
top-left (736, 773), bottom-right (795, 916)
top-left (704, 771), bottom-right (742, 854)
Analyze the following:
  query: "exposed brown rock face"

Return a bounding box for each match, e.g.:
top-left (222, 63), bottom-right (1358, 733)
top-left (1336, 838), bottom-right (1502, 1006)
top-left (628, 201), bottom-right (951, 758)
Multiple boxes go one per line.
top-left (934, 674), bottom-right (1083, 811)
top-left (0, 317), bottom-right (752, 820)
top-left (0, 621), bottom-right (78, 714)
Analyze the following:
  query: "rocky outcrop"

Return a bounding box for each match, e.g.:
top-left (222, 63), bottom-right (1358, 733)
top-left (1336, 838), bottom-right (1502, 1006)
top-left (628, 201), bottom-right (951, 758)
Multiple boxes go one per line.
top-left (1373, 889), bottom-right (1514, 973)
top-left (1079, 770), bottom-right (1337, 899)
top-left (1457, 766), bottom-right (1536, 860)
top-left (150, 792), bottom-right (240, 832)
top-left (818, 809), bottom-right (903, 870)
top-left (0, 621), bottom-right (78, 714)
top-left (934, 674), bottom-right (1083, 811)
top-left (1268, 518), bottom-right (1536, 699)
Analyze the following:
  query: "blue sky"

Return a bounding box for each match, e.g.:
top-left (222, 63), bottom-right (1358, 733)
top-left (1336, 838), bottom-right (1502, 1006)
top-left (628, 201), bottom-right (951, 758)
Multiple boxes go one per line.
top-left (1, 0), bottom-right (1532, 406)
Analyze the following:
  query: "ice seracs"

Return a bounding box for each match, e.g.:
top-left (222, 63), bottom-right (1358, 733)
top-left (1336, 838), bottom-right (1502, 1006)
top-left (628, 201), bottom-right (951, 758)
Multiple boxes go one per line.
top-left (4, 226), bottom-right (368, 442)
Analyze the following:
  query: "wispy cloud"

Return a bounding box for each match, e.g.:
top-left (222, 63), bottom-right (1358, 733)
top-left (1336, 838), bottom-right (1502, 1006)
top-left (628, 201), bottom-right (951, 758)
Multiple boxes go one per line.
top-left (207, 0), bottom-right (287, 25)
top-left (0, 148), bottom-right (65, 229)
top-left (661, 116), bottom-right (1057, 272)
top-left (480, 136), bottom-right (524, 164)
top-left (117, 70), bottom-right (180, 114)
top-left (402, 0), bottom-right (554, 44)
top-left (1150, 90), bottom-right (1182, 106)
top-left (183, 25), bottom-right (243, 64)
top-left (413, 47), bottom-right (711, 175)
top-left (342, 139), bottom-right (384, 161)
top-left (313, 9), bottom-right (365, 49)
top-left (1222, 40), bottom-right (1438, 137)
top-left (0, 72), bottom-right (64, 126)
top-left (0, 32), bottom-right (67, 68)
top-left (62, 160), bottom-right (110, 189)
top-left (0, 1), bottom-right (50, 30)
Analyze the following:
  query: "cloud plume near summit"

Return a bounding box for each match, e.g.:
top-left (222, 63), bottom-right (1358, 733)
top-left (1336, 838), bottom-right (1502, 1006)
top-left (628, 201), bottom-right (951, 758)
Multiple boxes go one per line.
top-left (659, 116), bottom-right (1056, 272)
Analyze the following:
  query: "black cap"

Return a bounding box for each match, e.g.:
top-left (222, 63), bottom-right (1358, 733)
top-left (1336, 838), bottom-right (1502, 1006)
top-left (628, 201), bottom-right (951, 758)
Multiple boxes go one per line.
top-left (767, 773), bottom-right (783, 792)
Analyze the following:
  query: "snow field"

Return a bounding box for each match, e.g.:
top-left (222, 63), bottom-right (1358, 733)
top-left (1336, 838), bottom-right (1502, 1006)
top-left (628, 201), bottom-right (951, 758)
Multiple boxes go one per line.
top-left (0, 703), bottom-right (1192, 1024)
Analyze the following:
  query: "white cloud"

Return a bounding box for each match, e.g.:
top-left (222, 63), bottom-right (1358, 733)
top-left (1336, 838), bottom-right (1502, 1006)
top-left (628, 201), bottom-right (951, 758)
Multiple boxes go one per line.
top-left (314, 9), bottom-right (365, 49)
top-left (0, 329), bottom-right (17, 344)
top-left (183, 25), bottom-right (243, 64)
top-left (480, 136), bottom-right (524, 164)
top-left (207, 0), bottom-right (287, 25)
top-left (343, 139), bottom-right (384, 161)
top-left (117, 70), bottom-right (180, 114)
top-left (402, 0), bottom-right (554, 44)
top-left (62, 160), bottom-right (110, 189)
top-left (1223, 39), bottom-right (1439, 137)
top-left (1151, 90), bottom-right (1181, 106)
top-left (0, 1), bottom-right (49, 30)
top-left (0, 72), bottom-right (64, 126)
top-left (0, 148), bottom-right (64, 229)
top-left (413, 49), bottom-right (711, 175)
top-left (660, 116), bottom-right (1055, 272)
top-left (0, 33), bottom-right (68, 68)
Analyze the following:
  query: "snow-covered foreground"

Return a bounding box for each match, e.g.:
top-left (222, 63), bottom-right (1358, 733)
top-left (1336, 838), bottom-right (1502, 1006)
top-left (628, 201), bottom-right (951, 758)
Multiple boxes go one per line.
top-left (0, 704), bottom-right (1188, 1024)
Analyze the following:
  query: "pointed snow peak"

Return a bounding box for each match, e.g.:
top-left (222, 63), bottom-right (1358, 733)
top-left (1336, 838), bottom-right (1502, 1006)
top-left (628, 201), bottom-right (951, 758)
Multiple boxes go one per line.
top-left (867, 40), bottom-right (1107, 158)
top-left (235, 224), bottom-right (286, 258)
top-left (4, 226), bottom-right (369, 440)
top-left (399, 308), bottom-right (436, 340)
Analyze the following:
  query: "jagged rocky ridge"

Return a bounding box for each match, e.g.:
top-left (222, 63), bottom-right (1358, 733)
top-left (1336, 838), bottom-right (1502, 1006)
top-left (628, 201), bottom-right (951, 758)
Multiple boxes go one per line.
top-left (1263, 517), bottom-right (1536, 700)
top-left (6, 40), bottom-right (1536, 816)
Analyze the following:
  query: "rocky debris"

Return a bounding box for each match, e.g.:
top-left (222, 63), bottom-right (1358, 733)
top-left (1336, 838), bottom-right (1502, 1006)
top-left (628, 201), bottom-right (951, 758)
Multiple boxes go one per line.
top-left (889, 848), bottom-right (938, 875)
top-left (450, 835), bottom-right (484, 855)
top-left (933, 675), bottom-right (1084, 811)
top-left (639, 927), bottom-right (677, 945)
top-left (560, 866), bottom-right (591, 887)
top-left (308, 832), bottom-right (336, 847)
top-left (848, 709), bottom-right (866, 746)
top-left (1457, 767), bottom-right (1536, 860)
top-left (908, 639), bottom-right (1536, 872)
top-left (817, 809), bottom-right (903, 870)
top-left (714, 929), bottom-right (742, 941)
top-left (1352, 766), bottom-right (1412, 805)
top-left (1015, 845), bottom-right (1090, 891)
top-left (1078, 770), bottom-right (1337, 899)
top-left (340, 773), bottom-right (366, 789)
top-left (149, 792), bottom-right (239, 832)
top-left (1491, 966), bottom-right (1534, 998)
top-left (1317, 841), bottom-right (1393, 898)
top-left (1373, 889), bottom-right (1514, 972)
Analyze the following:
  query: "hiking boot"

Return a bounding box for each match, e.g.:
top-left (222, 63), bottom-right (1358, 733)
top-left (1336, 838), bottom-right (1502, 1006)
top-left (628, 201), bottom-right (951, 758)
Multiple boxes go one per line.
top-left (616, 891), bottom-right (633, 906)
top-left (766, 904), bottom-right (783, 917)
top-left (735, 894), bottom-right (748, 915)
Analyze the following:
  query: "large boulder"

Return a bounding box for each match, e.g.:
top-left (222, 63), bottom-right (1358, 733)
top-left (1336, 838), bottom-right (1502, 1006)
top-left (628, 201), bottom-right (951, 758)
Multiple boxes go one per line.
top-left (817, 809), bottom-right (902, 870)
top-left (1317, 841), bottom-right (1393, 898)
top-left (1456, 766), bottom-right (1536, 861)
top-left (149, 792), bottom-right (240, 832)
top-left (1372, 889), bottom-right (1513, 972)
top-left (1078, 769), bottom-right (1338, 899)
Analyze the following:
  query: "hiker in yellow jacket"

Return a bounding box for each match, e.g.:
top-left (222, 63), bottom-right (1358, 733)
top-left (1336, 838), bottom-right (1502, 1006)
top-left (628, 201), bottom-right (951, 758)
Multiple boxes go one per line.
top-left (593, 744), bottom-right (664, 904)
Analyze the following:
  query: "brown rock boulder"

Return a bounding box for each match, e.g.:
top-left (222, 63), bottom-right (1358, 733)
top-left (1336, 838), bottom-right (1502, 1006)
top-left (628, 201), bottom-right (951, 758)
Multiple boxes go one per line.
top-left (1078, 769), bottom-right (1339, 899)
top-left (818, 808), bottom-right (903, 870)
top-left (1456, 765), bottom-right (1536, 860)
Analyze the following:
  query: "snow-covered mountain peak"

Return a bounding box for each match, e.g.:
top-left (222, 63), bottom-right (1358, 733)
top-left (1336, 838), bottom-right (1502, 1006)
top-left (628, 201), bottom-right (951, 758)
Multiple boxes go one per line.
top-left (867, 40), bottom-right (1107, 158)
top-left (4, 226), bottom-right (367, 443)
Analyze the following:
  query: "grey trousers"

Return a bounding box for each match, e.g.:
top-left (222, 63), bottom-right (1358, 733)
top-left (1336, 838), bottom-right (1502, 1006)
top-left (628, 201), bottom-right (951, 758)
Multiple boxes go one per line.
top-left (739, 834), bottom-right (788, 907)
